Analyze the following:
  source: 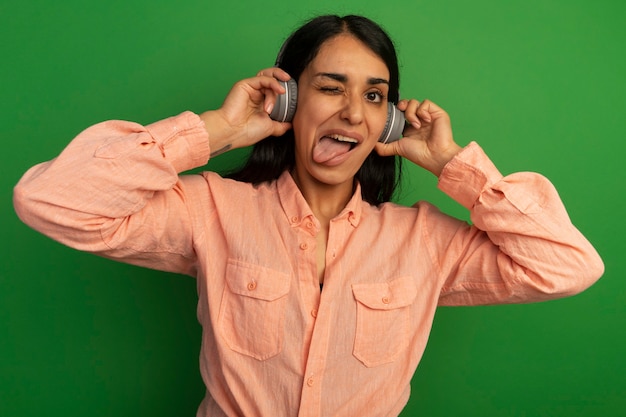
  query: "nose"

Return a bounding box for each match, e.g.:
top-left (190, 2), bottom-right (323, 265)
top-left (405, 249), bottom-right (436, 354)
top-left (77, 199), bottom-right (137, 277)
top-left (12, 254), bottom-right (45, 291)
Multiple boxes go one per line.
top-left (340, 93), bottom-right (364, 125)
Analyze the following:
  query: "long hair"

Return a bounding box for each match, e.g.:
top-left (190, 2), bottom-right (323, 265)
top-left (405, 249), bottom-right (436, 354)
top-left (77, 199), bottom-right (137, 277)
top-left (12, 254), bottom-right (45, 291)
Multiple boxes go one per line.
top-left (228, 15), bottom-right (402, 205)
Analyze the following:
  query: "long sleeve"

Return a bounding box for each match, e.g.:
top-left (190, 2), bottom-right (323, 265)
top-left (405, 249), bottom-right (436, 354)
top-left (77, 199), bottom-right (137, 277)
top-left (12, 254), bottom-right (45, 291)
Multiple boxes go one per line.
top-left (434, 142), bottom-right (604, 305)
top-left (13, 111), bottom-right (211, 276)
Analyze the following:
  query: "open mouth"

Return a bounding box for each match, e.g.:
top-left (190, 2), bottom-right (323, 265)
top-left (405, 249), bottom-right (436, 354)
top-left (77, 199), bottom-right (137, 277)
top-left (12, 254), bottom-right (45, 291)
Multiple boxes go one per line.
top-left (328, 134), bottom-right (358, 149)
top-left (313, 134), bottom-right (360, 164)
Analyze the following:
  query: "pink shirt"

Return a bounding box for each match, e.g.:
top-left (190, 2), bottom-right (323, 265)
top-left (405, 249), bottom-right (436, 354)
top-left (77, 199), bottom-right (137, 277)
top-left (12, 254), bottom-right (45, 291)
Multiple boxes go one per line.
top-left (13, 111), bottom-right (604, 416)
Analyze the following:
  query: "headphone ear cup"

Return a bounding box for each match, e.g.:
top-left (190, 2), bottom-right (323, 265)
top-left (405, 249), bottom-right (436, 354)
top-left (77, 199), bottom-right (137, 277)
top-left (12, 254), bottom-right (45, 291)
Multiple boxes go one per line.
top-left (378, 103), bottom-right (406, 144)
top-left (269, 79), bottom-right (298, 122)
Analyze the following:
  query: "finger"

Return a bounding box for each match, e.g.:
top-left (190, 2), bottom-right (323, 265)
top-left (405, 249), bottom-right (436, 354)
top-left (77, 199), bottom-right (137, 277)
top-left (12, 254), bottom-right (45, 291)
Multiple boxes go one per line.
top-left (419, 99), bottom-right (451, 126)
top-left (416, 100), bottom-right (433, 123)
top-left (374, 140), bottom-right (400, 157)
top-left (263, 86), bottom-right (282, 115)
top-left (248, 75), bottom-right (287, 94)
top-left (396, 99), bottom-right (410, 112)
top-left (256, 67), bottom-right (291, 81)
top-left (402, 99), bottom-right (422, 129)
top-left (269, 121), bottom-right (293, 137)
top-left (261, 76), bottom-right (286, 114)
top-left (241, 76), bottom-right (286, 114)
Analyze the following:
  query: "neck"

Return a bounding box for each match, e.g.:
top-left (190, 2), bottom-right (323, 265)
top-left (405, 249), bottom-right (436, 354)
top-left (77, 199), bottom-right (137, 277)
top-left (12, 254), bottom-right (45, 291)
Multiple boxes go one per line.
top-left (291, 170), bottom-right (355, 223)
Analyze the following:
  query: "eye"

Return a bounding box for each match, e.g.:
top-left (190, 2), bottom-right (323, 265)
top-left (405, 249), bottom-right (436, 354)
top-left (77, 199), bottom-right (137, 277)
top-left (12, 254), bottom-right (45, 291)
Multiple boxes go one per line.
top-left (365, 90), bottom-right (385, 103)
top-left (320, 86), bottom-right (343, 95)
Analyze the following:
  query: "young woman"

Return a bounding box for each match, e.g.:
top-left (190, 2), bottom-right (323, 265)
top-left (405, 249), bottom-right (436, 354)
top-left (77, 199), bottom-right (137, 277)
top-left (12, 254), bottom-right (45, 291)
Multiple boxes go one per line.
top-left (13, 14), bottom-right (603, 417)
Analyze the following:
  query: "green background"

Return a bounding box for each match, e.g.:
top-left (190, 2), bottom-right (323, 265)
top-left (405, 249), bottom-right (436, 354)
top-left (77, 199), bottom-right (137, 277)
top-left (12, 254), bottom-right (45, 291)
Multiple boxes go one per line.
top-left (2, 0), bottom-right (624, 416)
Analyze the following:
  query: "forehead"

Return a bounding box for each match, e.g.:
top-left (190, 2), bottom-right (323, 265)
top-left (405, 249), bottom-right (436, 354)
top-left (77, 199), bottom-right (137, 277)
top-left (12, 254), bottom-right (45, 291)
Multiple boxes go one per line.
top-left (308, 34), bottom-right (389, 79)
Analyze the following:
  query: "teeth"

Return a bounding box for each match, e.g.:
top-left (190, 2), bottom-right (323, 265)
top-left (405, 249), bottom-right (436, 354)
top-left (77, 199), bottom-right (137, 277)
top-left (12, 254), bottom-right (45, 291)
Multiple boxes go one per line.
top-left (327, 134), bottom-right (358, 144)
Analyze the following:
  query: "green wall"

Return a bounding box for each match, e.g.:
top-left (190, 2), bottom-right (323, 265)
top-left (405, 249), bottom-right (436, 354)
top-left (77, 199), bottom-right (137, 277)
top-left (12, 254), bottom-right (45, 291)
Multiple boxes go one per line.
top-left (2, 1), bottom-right (624, 415)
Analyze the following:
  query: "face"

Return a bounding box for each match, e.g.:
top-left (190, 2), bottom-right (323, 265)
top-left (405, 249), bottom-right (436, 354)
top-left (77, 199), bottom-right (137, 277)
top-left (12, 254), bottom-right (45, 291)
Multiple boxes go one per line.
top-left (291, 34), bottom-right (390, 190)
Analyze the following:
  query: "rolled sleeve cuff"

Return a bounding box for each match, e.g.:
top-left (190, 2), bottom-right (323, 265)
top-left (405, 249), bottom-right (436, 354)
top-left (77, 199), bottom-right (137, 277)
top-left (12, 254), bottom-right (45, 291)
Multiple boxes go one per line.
top-left (146, 111), bottom-right (210, 173)
top-left (437, 141), bottom-right (503, 210)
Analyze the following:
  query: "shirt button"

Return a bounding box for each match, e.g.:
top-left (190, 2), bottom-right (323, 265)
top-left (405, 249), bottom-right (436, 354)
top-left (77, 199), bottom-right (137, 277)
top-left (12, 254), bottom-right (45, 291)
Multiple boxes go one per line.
top-left (306, 377), bottom-right (315, 387)
top-left (247, 281), bottom-right (257, 291)
top-left (306, 221), bottom-right (314, 229)
top-left (291, 216), bottom-right (299, 224)
top-left (299, 242), bottom-right (308, 250)
top-left (311, 309), bottom-right (318, 318)
top-left (382, 296), bottom-right (390, 304)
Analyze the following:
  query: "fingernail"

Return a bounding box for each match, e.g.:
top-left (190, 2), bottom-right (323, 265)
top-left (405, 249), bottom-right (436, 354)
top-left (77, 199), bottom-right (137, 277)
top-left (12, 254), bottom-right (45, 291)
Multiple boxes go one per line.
top-left (412, 122), bottom-right (421, 129)
top-left (266, 103), bottom-right (274, 114)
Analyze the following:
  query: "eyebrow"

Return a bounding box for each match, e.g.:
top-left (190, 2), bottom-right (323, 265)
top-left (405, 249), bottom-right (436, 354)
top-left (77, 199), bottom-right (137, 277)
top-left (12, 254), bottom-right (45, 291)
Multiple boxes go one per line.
top-left (315, 72), bottom-right (389, 86)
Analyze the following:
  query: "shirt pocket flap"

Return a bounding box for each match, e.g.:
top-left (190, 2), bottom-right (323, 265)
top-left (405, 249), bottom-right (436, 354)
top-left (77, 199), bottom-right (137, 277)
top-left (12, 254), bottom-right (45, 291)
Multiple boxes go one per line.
top-left (225, 259), bottom-right (290, 301)
top-left (352, 276), bottom-right (418, 310)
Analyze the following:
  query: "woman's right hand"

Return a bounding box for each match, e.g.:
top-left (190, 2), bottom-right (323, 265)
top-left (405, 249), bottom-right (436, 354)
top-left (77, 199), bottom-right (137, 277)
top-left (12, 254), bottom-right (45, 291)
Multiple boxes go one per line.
top-left (199, 68), bottom-right (293, 156)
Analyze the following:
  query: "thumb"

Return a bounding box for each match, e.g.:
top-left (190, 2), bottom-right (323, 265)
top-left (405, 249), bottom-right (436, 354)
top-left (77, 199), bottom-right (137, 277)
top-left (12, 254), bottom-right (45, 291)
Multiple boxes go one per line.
top-left (374, 141), bottom-right (400, 157)
top-left (269, 121), bottom-right (292, 137)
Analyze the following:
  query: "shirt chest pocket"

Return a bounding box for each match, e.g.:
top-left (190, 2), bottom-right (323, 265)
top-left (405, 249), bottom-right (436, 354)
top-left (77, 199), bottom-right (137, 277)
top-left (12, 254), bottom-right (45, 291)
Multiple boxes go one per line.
top-left (220, 259), bottom-right (291, 361)
top-left (351, 276), bottom-right (418, 367)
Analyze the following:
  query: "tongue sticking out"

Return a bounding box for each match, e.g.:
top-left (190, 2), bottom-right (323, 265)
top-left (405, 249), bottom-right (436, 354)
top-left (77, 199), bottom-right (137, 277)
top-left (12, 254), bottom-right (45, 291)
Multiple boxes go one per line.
top-left (313, 137), bottom-right (353, 164)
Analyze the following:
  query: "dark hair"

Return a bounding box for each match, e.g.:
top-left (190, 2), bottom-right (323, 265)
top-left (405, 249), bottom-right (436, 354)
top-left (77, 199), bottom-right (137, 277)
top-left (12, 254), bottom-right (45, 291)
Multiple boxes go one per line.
top-left (228, 14), bottom-right (402, 205)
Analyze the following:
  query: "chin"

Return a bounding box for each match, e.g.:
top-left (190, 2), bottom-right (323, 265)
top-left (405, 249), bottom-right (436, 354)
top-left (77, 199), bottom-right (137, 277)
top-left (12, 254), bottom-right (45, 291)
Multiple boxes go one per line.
top-left (310, 163), bottom-right (361, 186)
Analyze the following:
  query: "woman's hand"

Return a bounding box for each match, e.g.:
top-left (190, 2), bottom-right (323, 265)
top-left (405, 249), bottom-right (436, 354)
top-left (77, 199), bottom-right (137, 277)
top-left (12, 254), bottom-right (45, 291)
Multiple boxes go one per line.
top-left (375, 99), bottom-right (462, 176)
top-left (199, 68), bottom-right (293, 156)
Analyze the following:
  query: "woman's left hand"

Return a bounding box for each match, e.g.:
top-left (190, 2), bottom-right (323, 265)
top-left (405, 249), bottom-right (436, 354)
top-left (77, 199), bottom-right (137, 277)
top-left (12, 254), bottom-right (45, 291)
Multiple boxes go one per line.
top-left (375, 99), bottom-right (463, 176)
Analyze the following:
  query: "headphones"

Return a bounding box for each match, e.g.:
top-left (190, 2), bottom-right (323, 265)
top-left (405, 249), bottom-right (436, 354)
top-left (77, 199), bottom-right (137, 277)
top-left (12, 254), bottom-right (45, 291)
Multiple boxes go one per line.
top-left (269, 78), bottom-right (405, 144)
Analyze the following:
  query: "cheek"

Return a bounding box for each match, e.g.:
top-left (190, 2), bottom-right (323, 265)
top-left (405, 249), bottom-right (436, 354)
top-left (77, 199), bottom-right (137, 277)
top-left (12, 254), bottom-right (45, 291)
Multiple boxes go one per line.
top-left (292, 102), bottom-right (327, 141)
top-left (367, 111), bottom-right (389, 143)
top-left (291, 117), bottom-right (308, 146)
top-left (291, 115), bottom-right (317, 156)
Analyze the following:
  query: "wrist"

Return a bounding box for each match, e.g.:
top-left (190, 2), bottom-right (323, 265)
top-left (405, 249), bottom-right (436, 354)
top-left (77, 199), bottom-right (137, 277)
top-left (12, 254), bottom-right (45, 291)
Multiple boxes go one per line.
top-left (432, 143), bottom-right (463, 177)
top-left (199, 110), bottom-right (236, 157)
